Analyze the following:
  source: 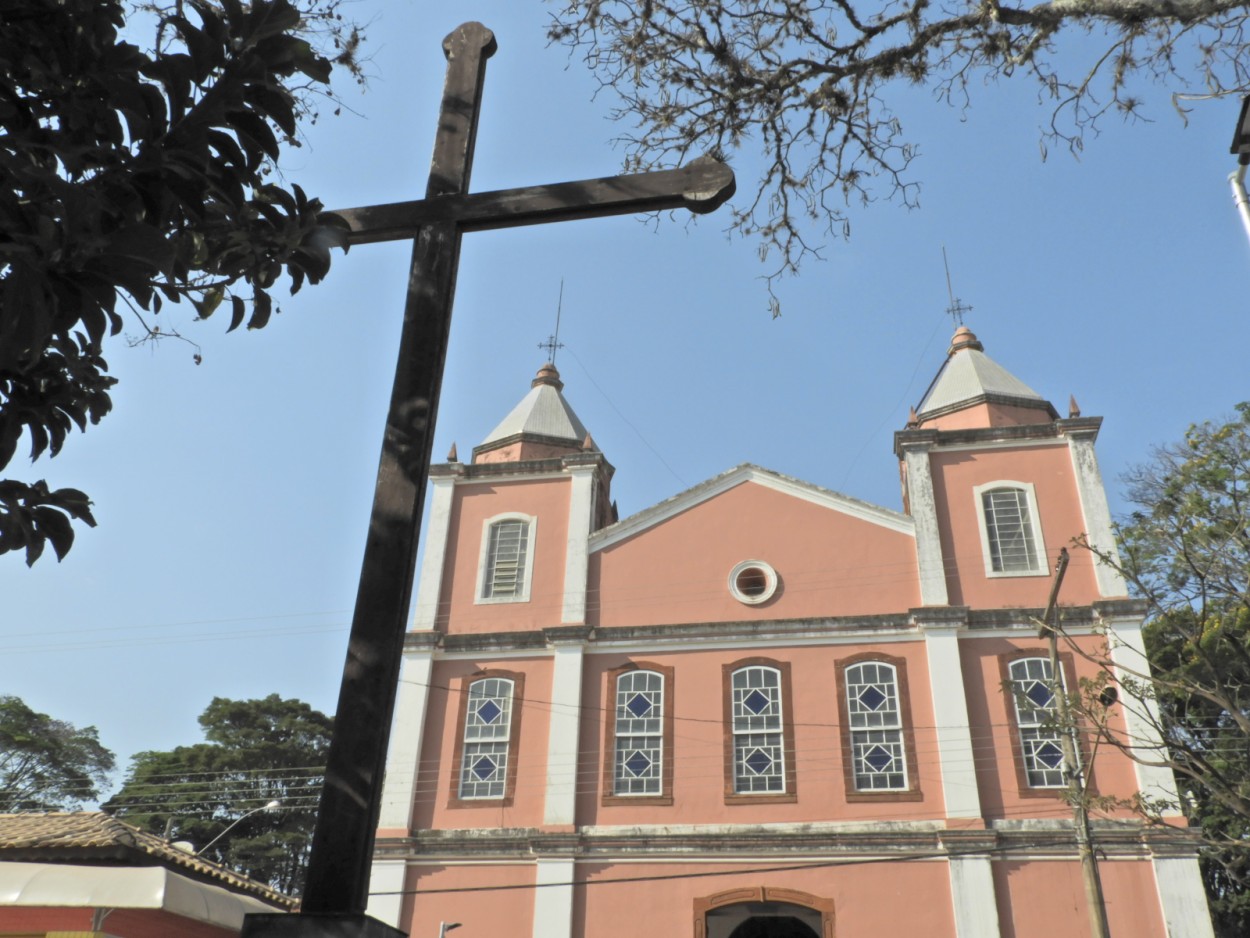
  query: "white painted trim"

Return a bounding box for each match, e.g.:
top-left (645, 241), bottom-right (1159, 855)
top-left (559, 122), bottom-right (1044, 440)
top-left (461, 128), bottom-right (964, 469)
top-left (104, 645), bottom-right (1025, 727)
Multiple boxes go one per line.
top-left (972, 480), bottom-right (1049, 578)
top-left (543, 642), bottom-right (585, 825)
top-left (590, 464), bottom-right (914, 552)
top-left (948, 855), bottom-right (1003, 938)
top-left (1067, 435), bottom-right (1129, 598)
top-left (474, 512), bottom-right (538, 605)
top-left (377, 648), bottom-right (434, 829)
top-left (532, 857), bottom-right (575, 938)
top-left (921, 627), bottom-right (983, 818)
top-left (562, 466), bottom-right (595, 623)
top-left (727, 559), bottom-right (779, 605)
top-left (1153, 856), bottom-right (1216, 937)
top-left (1105, 616), bottom-right (1183, 807)
top-left (411, 476), bottom-right (456, 630)
top-left (365, 859), bottom-right (407, 929)
top-left (903, 448), bottom-right (950, 605)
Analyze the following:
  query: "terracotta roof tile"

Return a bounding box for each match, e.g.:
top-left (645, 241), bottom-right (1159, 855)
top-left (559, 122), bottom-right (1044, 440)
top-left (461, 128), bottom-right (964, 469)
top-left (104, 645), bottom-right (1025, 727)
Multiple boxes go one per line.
top-left (0, 812), bottom-right (295, 908)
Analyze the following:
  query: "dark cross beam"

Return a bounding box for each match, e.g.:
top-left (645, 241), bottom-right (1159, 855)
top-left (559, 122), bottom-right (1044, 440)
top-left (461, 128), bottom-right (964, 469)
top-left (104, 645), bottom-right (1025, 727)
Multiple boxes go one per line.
top-left (281, 21), bottom-right (733, 931)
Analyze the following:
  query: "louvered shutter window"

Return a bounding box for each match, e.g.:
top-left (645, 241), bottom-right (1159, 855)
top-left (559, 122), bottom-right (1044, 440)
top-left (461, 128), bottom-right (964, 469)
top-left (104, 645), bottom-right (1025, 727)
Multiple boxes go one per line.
top-left (484, 520), bottom-right (529, 598)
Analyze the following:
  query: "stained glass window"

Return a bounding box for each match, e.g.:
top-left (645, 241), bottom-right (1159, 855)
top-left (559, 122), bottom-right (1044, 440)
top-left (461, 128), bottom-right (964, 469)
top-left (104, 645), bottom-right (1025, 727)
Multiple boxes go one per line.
top-left (845, 661), bottom-right (907, 791)
top-left (982, 487), bottom-right (1041, 573)
top-left (731, 666), bottom-right (785, 794)
top-left (1009, 657), bottom-right (1069, 788)
top-left (459, 677), bottom-right (514, 799)
top-left (613, 670), bottom-right (664, 795)
top-left (483, 519), bottom-right (530, 599)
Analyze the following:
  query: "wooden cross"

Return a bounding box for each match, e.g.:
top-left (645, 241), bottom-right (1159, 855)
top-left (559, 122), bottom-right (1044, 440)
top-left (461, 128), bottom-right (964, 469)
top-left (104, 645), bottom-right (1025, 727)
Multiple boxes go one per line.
top-left (284, 21), bottom-right (734, 929)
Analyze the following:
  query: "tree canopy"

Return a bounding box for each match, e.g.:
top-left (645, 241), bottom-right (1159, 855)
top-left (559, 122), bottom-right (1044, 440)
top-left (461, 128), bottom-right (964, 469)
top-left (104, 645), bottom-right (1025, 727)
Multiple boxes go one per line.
top-left (1073, 403), bottom-right (1250, 937)
top-left (0, 695), bottom-right (115, 811)
top-left (0, 0), bottom-right (359, 565)
top-left (550, 0), bottom-right (1250, 310)
top-left (104, 694), bottom-right (331, 895)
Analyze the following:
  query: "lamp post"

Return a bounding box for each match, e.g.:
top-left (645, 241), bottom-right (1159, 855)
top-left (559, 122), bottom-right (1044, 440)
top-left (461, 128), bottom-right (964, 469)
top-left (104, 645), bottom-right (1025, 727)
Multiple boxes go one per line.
top-left (437, 923), bottom-right (462, 938)
top-left (1228, 96), bottom-right (1250, 247)
top-left (197, 799), bottom-right (282, 856)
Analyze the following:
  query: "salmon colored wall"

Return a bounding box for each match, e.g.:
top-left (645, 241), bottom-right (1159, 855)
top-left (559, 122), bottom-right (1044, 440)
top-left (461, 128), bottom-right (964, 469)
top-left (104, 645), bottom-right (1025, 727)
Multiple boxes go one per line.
top-left (929, 444), bottom-right (1101, 608)
top-left (575, 642), bottom-right (942, 826)
top-left (402, 864), bottom-right (536, 938)
top-left (573, 860), bottom-right (956, 937)
top-left (921, 403), bottom-right (1054, 431)
top-left (590, 482), bottom-right (920, 628)
top-left (960, 635), bottom-right (1141, 822)
top-left (415, 658), bottom-right (554, 831)
top-left (994, 858), bottom-right (1166, 938)
top-left (0, 907), bottom-right (235, 938)
top-left (439, 478), bottom-right (571, 633)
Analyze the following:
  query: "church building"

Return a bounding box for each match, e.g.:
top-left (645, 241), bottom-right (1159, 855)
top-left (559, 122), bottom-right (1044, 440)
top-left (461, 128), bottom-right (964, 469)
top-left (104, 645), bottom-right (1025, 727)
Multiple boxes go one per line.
top-left (364, 327), bottom-right (1213, 938)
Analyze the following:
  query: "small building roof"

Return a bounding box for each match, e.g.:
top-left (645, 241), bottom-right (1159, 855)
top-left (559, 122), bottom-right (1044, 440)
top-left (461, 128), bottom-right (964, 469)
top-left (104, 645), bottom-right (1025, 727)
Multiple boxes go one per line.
top-left (0, 812), bottom-right (293, 909)
top-left (916, 327), bottom-right (1057, 424)
top-left (480, 363), bottom-right (588, 446)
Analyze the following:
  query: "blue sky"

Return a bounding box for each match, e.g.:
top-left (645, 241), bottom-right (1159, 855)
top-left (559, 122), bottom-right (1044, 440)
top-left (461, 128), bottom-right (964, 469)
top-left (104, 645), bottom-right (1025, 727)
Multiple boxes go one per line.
top-left (4, 2), bottom-right (1247, 802)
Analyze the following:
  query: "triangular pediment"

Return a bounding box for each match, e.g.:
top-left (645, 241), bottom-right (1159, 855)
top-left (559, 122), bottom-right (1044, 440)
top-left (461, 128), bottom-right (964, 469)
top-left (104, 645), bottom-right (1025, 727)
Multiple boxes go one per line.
top-left (589, 464), bottom-right (913, 553)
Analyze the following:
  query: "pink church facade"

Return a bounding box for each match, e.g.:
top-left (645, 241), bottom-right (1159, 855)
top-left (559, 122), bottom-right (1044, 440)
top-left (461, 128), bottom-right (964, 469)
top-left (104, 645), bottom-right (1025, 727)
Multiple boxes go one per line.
top-left (365, 332), bottom-right (1213, 938)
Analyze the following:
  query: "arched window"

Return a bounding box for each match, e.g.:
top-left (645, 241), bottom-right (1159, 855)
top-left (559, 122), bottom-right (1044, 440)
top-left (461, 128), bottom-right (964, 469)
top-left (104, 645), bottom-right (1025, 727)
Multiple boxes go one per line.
top-left (1007, 657), bottom-right (1069, 788)
top-left (974, 482), bottom-right (1045, 576)
top-left (612, 670), bottom-right (665, 796)
top-left (457, 676), bottom-right (515, 799)
top-left (843, 661), bottom-right (907, 791)
top-left (729, 665), bottom-right (786, 794)
top-left (477, 514), bottom-right (536, 602)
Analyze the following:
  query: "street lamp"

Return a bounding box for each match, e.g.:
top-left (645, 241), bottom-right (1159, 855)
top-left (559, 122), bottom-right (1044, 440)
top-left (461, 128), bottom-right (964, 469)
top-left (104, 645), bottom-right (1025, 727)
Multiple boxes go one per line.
top-left (1228, 96), bottom-right (1250, 246)
top-left (438, 923), bottom-right (462, 938)
top-left (196, 799), bottom-right (282, 855)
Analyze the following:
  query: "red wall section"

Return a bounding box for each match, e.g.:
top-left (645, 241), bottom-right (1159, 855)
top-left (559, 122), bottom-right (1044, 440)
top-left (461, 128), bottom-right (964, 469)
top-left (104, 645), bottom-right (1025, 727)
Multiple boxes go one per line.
top-left (929, 444), bottom-right (1101, 608)
top-left (439, 477), bottom-right (571, 633)
top-left (416, 657), bottom-right (554, 831)
top-left (590, 481), bottom-right (920, 628)
top-left (576, 641), bottom-right (942, 826)
top-left (994, 858), bottom-right (1165, 938)
top-left (402, 864), bottom-right (536, 938)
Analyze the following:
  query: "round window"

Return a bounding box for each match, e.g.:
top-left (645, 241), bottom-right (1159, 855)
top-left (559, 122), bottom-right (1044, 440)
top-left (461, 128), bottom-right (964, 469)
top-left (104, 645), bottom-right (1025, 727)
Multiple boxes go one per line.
top-left (728, 560), bottom-right (778, 605)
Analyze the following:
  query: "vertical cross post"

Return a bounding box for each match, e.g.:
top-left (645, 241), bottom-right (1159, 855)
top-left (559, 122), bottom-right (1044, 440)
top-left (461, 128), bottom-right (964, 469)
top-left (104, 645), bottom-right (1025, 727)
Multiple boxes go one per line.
top-left (299, 21), bottom-right (496, 919)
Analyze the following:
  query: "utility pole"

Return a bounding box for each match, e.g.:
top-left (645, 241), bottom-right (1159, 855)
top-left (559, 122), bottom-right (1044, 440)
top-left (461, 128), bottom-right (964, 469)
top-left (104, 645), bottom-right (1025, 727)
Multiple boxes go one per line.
top-left (1038, 547), bottom-right (1111, 938)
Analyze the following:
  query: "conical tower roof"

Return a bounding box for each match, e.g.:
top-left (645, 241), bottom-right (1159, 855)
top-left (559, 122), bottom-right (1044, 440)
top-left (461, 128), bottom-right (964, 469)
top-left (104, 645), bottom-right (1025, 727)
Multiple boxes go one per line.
top-left (915, 327), bottom-right (1057, 429)
top-left (473, 363), bottom-right (593, 464)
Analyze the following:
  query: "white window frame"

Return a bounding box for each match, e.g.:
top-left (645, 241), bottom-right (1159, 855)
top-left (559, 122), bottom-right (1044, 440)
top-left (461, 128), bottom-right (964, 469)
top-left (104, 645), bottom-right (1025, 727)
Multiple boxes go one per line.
top-left (844, 661), bottom-right (909, 792)
top-left (973, 481), bottom-right (1047, 578)
top-left (458, 677), bottom-right (515, 800)
top-left (475, 513), bottom-right (537, 604)
top-left (730, 665), bottom-right (786, 795)
top-left (1008, 657), bottom-right (1071, 789)
top-left (612, 670), bottom-right (665, 796)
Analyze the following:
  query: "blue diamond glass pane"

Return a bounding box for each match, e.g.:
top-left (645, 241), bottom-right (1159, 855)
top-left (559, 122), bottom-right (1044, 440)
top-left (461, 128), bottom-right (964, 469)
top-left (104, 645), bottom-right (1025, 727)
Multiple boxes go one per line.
top-left (624, 751), bottom-right (652, 777)
top-left (471, 756), bottom-right (497, 780)
top-left (1024, 681), bottom-right (1054, 709)
top-left (743, 690), bottom-right (770, 715)
top-left (1036, 742), bottom-right (1064, 768)
top-left (626, 693), bottom-right (652, 718)
top-left (476, 700), bottom-right (502, 724)
top-left (745, 749), bottom-right (773, 774)
top-left (864, 745), bottom-right (894, 772)
top-left (858, 686), bottom-right (887, 711)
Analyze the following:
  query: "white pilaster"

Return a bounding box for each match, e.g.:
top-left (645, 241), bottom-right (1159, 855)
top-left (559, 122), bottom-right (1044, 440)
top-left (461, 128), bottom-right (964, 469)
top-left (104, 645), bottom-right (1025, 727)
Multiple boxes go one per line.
top-left (1067, 433), bottom-right (1129, 598)
top-left (377, 646), bottom-right (435, 829)
top-left (365, 858), bottom-right (407, 929)
top-left (948, 855), bottom-right (1002, 938)
top-left (412, 475), bottom-right (458, 630)
top-left (903, 445), bottom-right (950, 606)
top-left (543, 636), bottom-right (586, 826)
top-left (1104, 615), bottom-right (1182, 807)
top-left (562, 466), bottom-right (596, 624)
top-left (1153, 856), bottom-right (1216, 938)
top-left (532, 857), bottom-right (575, 938)
top-left (919, 618), bottom-right (983, 820)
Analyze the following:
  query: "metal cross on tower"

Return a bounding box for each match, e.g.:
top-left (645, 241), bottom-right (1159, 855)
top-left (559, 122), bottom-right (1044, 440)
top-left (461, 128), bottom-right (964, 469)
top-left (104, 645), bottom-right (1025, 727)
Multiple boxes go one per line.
top-left (242, 22), bottom-right (734, 938)
top-left (538, 281), bottom-right (566, 365)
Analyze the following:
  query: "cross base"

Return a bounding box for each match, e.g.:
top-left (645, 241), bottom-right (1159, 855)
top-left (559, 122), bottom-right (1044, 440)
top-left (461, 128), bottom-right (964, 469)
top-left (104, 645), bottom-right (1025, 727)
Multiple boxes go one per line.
top-left (242, 913), bottom-right (406, 938)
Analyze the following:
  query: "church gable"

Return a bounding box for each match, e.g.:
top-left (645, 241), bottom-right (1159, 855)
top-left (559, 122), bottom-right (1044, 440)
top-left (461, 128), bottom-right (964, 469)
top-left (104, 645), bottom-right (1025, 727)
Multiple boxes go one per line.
top-left (588, 466), bottom-right (919, 627)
